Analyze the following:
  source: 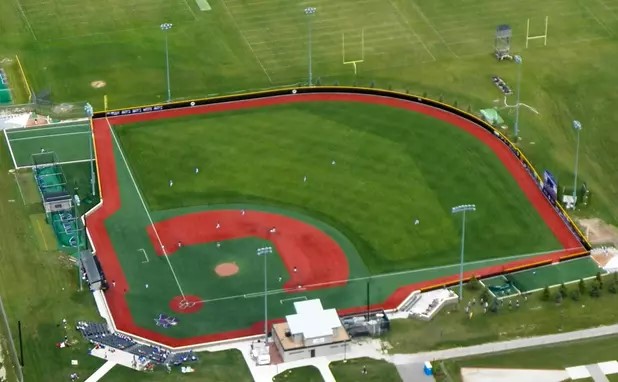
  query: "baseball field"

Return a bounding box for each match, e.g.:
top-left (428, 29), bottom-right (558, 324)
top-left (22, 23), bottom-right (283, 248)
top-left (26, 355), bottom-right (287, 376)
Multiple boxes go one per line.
top-left (76, 90), bottom-right (584, 346)
top-left (0, 0), bottom-right (616, 379)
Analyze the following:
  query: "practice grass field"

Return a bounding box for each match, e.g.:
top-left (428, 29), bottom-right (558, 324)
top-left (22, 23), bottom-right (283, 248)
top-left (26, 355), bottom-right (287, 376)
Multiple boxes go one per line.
top-left (116, 101), bottom-right (562, 274)
top-left (1, 0), bottom-right (617, 227)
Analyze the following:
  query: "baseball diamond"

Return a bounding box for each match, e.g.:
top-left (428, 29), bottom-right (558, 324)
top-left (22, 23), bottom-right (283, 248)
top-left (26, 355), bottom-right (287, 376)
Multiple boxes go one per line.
top-left (86, 88), bottom-right (587, 348)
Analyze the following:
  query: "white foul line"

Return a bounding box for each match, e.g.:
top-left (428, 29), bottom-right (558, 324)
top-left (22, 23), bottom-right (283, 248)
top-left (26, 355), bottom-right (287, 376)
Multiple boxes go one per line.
top-left (8, 131), bottom-right (90, 141)
top-left (107, 118), bottom-right (186, 298)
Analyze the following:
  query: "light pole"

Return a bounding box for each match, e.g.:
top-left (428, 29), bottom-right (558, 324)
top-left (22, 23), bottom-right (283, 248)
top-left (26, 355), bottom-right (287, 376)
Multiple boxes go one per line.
top-left (257, 246), bottom-right (273, 341)
top-left (304, 7), bottom-right (317, 86)
top-left (452, 204), bottom-right (476, 301)
top-left (84, 103), bottom-right (95, 197)
top-left (160, 23), bottom-right (173, 102)
top-left (513, 55), bottom-right (523, 140)
top-left (572, 120), bottom-right (583, 202)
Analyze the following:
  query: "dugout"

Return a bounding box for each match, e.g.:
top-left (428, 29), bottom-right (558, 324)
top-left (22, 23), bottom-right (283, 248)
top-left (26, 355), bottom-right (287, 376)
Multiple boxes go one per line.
top-left (340, 309), bottom-right (390, 338)
top-left (272, 299), bottom-right (350, 363)
top-left (79, 250), bottom-right (103, 290)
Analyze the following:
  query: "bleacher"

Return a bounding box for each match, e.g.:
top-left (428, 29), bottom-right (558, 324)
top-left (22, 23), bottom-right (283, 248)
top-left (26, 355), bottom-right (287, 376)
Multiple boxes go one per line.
top-left (76, 321), bottom-right (198, 366)
top-left (76, 321), bottom-right (137, 350)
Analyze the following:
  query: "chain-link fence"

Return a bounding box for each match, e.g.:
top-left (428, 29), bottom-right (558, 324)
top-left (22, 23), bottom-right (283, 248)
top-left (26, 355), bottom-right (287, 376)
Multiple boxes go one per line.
top-left (0, 295), bottom-right (23, 382)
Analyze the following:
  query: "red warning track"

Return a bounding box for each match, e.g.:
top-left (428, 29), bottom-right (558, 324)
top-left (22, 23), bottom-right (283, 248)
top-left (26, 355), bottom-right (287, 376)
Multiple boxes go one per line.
top-left (88, 92), bottom-right (584, 348)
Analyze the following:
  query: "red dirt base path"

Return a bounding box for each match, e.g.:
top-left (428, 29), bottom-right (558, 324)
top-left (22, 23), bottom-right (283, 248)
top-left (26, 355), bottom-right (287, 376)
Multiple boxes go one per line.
top-left (147, 210), bottom-right (349, 291)
top-left (88, 91), bottom-right (585, 348)
top-left (169, 295), bottom-right (204, 314)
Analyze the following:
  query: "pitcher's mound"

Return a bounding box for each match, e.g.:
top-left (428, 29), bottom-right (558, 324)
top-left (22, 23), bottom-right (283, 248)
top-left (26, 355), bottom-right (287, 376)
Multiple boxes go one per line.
top-left (215, 262), bottom-right (239, 277)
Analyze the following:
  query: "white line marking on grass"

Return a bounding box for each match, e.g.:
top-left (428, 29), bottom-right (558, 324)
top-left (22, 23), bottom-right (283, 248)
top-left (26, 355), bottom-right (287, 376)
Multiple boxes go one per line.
top-left (4, 129), bottom-right (19, 169)
top-left (13, 0), bottom-right (38, 40)
top-left (583, 5), bottom-right (613, 35)
top-left (220, 0), bottom-right (273, 83)
top-left (107, 118), bottom-right (187, 299)
top-left (386, 0), bottom-right (436, 61)
top-left (15, 158), bottom-right (95, 170)
top-left (6, 123), bottom-right (89, 134)
top-left (12, 172), bottom-right (26, 205)
top-left (409, 0), bottom-right (459, 58)
top-left (182, 0), bottom-right (198, 20)
top-left (138, 248), bottom-right (149, 263)
top-left (8, 131), bottom-right (90, 141)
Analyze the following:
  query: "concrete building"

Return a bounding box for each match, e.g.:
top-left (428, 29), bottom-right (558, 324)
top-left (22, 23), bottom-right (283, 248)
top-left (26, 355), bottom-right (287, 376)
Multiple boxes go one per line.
top-left (272, 299), bottom-right (350, 362)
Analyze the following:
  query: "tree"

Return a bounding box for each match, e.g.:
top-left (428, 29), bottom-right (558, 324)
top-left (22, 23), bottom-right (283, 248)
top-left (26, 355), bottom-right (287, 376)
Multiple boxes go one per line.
top-left (480, 287), bottom-right (491, 302)
top-left (554, 292), bottom-right (563, 304)
top-left (559, 283), bottom-right (568, 297)
top-left (608, 281), bottom-right (617, 295)
top-left (468, 276), bottom-right (481, 290)
top-left (590, 282), bottom-right (601, 298)
top-left (578, 279), bottom-right (586, 294)
top-left (541, 286), bottom-right (550, 301)
top-left (490, 299), bottom-right (499, 313)
top-left (596, 271), bottom-right (604, 289)
top-left (570, 289), bottom-right (580, 301)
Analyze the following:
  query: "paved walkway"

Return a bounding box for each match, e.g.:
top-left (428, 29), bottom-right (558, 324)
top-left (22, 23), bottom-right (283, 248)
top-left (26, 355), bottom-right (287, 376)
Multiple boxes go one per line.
top-left (390, 323), bottom-right (618, 366)
top-left (84, 361), bottom-right (116, 382)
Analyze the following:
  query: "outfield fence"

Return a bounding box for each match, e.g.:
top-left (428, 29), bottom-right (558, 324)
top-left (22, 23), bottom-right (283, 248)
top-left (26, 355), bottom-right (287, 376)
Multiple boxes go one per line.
top-left (0, 295), bottom-right (24, 382)
top-left (95, 86), bottom-right (592, 254)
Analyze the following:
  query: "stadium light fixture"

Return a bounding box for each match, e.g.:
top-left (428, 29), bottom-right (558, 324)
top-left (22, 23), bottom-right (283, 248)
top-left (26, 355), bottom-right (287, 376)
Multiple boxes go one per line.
top-left (304, 7), bottom-right (317, 86)
top-left (160, 23), bottom-right (173, 102)
top-left (572, 120), bottom-right (582, 202)
top-left (513, 55), bottom-right (523, 140)
top-left (257, 246), bottom-right (273, 341)
top-left (452, 204), bottom-right (476, 301)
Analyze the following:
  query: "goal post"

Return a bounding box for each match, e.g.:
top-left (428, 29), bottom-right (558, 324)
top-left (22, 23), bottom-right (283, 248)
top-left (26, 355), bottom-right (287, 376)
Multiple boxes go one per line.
top-left (526, 16), bottom-right (549, 48)
top-left (342, 28), bottom-right (365, 75)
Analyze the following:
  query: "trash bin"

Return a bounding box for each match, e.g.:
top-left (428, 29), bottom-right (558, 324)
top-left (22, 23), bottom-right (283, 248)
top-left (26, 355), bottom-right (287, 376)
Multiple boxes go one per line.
top-left (423, 361), bottom-right (433, 376)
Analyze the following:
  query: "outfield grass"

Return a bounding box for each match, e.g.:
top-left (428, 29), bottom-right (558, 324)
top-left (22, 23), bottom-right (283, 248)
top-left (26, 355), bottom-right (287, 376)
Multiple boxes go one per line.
top-left (273, 366), bottom-right (323, 382)
top-left (439, 335), bottom-right (618, 382)
top-left (116, 101), bottom-right (561, 274)
top-left (330, 357), bottom-right (402, 382)
top-left (385, 274), bottom-right (618, 353)
top-left (100, 349), bottom-right (252, 382)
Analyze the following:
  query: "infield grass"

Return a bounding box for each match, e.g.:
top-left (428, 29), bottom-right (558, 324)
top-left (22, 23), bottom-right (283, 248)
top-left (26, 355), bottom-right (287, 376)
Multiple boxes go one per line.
top-left (116, 101), bottom-right (561, 274)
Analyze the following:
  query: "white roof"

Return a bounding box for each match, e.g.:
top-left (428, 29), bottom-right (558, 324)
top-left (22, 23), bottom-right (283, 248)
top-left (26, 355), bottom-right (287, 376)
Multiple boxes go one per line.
top-left (286, 299), bottom-right (342, 339)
